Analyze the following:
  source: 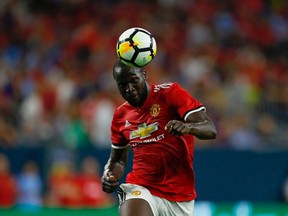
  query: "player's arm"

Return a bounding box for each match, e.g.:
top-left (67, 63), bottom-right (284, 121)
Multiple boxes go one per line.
top-left (102, 146), bottom-right (129, 193)
top-left (165, 110), bottom-right (217, 139)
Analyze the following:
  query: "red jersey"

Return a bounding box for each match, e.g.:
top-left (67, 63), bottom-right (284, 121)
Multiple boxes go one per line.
top-left (77, 175), bottom-right (113, 207)
top-left (111, 82), bottom-right (205, 202)
top-left (0, 173), bottom-right (17, 207)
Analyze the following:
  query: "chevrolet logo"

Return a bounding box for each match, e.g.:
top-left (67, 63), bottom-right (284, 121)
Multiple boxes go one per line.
top-left (130, 122), bottom-right (158, 140)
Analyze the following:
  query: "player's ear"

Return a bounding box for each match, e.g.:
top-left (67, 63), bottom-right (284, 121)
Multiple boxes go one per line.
top-left (143, 70), bottom-right (147, 79)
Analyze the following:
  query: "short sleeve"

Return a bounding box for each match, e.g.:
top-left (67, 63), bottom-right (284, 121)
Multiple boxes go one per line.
top-left (165, 82), bottom-right (206, 121)
top-left (111, 109), bottom-right (129, 149)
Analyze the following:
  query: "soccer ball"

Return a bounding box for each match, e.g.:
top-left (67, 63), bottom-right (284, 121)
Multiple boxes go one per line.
top-left (116, 27), bottom-right (157, 67)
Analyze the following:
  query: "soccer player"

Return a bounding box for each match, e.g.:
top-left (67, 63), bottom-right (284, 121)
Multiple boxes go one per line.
top-left (102, 59), bottom-right (217, 216)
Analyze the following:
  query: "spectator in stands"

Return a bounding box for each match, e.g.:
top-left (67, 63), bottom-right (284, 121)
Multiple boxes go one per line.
top-left (45, 161), bottom-right (82, 208)
top-left (0, 153), bottom-right (17, 208)
top-left (78, 156), bottom-right (114, 207)
top-left (16, 160), bottom-right (43, 209)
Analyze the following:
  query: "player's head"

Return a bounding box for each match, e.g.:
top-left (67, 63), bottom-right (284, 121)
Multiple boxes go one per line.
top-left (113, 59), bottom-right (149, 107)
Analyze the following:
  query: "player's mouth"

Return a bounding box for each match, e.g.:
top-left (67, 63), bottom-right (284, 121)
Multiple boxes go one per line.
top-left (130, 93), bottom-right (139, 100)
top-left (126, 92), bottom-right (144, 107)
top-left (126, 92), bottom-right (139, 102)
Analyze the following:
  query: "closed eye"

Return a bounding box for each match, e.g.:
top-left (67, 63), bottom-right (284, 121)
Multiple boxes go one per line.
top-left (131, 77), bottom-right (139, 84)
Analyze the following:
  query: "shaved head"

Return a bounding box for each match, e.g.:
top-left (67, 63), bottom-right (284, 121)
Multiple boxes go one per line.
top-left (113, 59), bottom-right (143, 80)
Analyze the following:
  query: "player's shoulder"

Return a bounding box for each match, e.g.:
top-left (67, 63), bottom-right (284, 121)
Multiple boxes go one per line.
top-left (153, 82), bottom-right (179, 93)
top-left (114, 102), bottom-right (130, 117)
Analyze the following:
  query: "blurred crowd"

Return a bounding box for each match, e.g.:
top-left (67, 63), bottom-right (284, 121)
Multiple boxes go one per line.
top-left (0, 152), bottom-right (115, 208)
top-left (0, 0), bottom-right (288, 151)
top-left (0, 0), bottom-right (288, 208)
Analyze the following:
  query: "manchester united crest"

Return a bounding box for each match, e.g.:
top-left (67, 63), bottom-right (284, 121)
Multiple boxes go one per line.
top-left (150, 104), bottom-right (160, 117)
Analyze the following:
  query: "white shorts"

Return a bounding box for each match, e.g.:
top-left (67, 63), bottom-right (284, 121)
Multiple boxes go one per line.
top-left (118, 183), bottom-right (194, 216)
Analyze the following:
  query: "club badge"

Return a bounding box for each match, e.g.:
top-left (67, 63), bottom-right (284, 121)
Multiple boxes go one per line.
top-left (150, 104), bottom-right (160, 117)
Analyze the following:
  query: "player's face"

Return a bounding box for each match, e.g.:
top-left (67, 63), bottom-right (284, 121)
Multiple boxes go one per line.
top-left (115, 67), bottom-right (148, 107)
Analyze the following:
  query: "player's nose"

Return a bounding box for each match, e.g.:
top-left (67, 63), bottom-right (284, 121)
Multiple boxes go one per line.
top-left (125, 83), bottom-right (134, 93)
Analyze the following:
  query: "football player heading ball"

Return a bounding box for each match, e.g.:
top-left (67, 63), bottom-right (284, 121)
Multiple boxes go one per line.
top-left (102, 28), bottom-right (217, 216)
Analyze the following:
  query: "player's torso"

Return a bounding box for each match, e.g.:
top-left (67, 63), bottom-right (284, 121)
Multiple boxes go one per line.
top-left (114, 83), bottom-right (196, 201)
top-left (120, 83), bottom-right (179, 148)
top-left (118, 84), bottom-right (193, 180)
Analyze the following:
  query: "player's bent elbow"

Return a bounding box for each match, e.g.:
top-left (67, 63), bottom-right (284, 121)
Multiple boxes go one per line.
top-left (207, 123), bottom-right (217, 139)
top-left (210, 129), bottom-right (217, 139)
top-left (197, 128), bottom-right (217, 140)
top-left (207, 126), bottom-right (217, 139)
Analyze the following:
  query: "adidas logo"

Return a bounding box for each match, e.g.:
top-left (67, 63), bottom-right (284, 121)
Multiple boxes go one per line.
top-left (125, 120), bottom-right (131, 127)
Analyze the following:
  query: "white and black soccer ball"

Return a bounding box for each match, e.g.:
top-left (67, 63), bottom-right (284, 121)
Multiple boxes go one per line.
top-left (116, 27), bottom-right (157, 67)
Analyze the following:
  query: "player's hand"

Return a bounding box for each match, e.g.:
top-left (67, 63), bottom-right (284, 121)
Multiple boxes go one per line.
top-left (165, 120), bottom-right (188, 136)
top-left (102, 169), bottom-right (119, 193)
